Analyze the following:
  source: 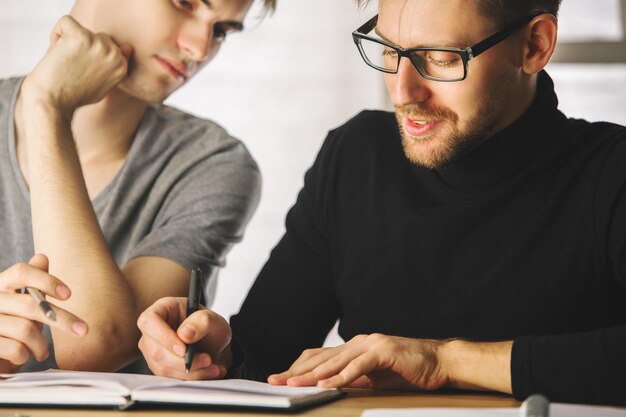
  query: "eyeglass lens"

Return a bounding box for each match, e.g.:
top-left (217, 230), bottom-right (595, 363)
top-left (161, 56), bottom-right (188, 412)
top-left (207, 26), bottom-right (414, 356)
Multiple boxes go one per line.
top-left (359, 38), bottom-right (465, 80)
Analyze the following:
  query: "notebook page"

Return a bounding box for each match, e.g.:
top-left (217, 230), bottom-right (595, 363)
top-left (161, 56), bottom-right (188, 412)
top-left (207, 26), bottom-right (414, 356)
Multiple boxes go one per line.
top-left (136, 378), bottom-right (337, 398)
top-left (0, 370), bottom-right (174, 393)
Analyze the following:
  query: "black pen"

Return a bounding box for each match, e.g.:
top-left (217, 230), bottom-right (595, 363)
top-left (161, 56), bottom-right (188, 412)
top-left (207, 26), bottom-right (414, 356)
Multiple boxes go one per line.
top-left (185, 267), bottom-right (202, 373)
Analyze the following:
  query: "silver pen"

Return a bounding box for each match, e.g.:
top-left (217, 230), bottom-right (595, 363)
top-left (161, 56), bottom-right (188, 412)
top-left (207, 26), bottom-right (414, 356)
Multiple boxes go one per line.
top-left (26, 287), bottom-right (57, 322)
top-left (519, 394), bottom-right (549, 417)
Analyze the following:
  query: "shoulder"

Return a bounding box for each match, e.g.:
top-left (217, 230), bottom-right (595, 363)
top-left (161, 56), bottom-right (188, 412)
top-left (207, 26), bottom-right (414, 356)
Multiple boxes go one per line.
top-left (138, 104), bottom-right (259, 173)
top-left (0, 77), bottom-right (23, 94)
top-left (122, 104), bottom-right (261, 203)
top-left (0, 77), bottom-right (24, 111)
top-left (559, 117), bottom-right (626, 163)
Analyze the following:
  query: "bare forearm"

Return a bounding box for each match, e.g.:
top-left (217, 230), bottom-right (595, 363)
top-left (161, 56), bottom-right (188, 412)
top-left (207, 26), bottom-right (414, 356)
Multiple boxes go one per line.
top-left (440, 339), bottom-right (513, 394)
top-left (22, 98), bottom-right (139, 370)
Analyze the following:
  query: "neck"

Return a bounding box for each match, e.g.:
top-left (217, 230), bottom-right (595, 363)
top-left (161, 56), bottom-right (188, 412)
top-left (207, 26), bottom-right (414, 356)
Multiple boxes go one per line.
top-left (71, 88), bottom-right (148, 164)
top-left (491, 73), bottom-right (538, 138)
top-left (14, 85), bottom-right (149, 189)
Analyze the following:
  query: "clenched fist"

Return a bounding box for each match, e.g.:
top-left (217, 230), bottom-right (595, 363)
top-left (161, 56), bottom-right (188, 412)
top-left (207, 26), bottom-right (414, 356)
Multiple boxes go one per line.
top-left (21, 15), bottom-right (133, 116)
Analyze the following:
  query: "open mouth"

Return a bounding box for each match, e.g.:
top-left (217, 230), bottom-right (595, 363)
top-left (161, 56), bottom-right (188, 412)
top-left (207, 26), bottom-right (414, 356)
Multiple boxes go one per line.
top-left (404, 117), bottom-right (441, 138)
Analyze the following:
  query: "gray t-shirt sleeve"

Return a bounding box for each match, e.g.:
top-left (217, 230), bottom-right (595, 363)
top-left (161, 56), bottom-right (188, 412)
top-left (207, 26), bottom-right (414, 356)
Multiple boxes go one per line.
top-left (125, 138), bottom-right (261, 274)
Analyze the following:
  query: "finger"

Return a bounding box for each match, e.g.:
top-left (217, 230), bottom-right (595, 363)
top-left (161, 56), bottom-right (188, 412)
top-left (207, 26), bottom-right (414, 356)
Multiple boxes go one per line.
top-left (268, 347), bottom-right (337, 385)
top-left (285, 343), bottom-right (373, 387)
top-left (28, 254), bottom-right (49, 273)
top-left (0, 336), bottom-right (32, 366)
top-left (346, 375), bottom-right (373, 389)
top-left (285, 350), bottom-right (362, 387)
top-left (50, 15), bottom-right (84, 45)
top-left (137, 300), bottom-right (187, 357)
top-left (139, 336), bottom-right (221, 381)
top-left (317, 352), bottom-right (379, 388)
top-left (119, 43), bottom-right (134, 61)
top-left (139, 333), bottom-right (211, 370)
top-left (176, 309), bottom-right (213, 345)
top-left (176, 309), bottom-right (232, 366)
top-left (0, 315), bottom-right (49, 362)
top-left (0, 263), bottom-right (71, 301)
top-left (0, 293), bottom-right (87, 337)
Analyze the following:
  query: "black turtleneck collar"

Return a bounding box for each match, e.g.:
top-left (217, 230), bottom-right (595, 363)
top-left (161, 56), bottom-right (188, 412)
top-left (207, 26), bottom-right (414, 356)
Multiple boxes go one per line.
top-left (432, 70), bottom-right (567, 189)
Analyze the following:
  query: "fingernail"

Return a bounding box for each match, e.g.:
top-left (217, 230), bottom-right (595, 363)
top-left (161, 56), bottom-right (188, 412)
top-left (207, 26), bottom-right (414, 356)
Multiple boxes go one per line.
top-left (173, 343), bottom-right (186, 356)
top-left (180, 325), bottom-right (196, 340)
top-left (71, 321), bottom-right (88, 336)
top-left (55, 285), bottom-right (70, 299)
top-left (41, 350), bottom-right (50, 361)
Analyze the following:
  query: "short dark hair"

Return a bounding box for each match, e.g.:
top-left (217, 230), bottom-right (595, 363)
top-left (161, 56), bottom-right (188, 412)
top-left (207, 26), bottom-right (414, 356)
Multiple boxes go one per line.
top-left (354, 0), bottom-right (562, 27)
top-left (475, 0), bottom-right (562, 27)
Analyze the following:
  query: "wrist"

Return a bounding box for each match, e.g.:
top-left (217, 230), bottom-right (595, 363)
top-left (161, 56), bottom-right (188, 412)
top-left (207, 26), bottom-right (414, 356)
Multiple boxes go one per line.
top-left (438, 339), bottom-right (513, 393)
top-left (20, 77), bottom-right (75, 123)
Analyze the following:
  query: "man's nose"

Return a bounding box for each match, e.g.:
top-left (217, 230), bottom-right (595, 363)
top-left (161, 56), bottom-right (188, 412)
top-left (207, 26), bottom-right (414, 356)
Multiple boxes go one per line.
top-left (177, 20), bottom-right (214, 62)
top-left (388, 57), bottom-right (432, 107)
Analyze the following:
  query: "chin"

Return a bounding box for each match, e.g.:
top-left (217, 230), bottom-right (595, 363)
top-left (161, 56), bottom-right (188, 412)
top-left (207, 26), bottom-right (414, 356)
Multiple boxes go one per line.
top-left (117, 74), bottom-right (176, 104)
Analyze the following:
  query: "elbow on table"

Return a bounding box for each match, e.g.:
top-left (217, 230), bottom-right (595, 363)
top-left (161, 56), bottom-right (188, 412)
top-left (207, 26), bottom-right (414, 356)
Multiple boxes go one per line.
top-left (54, 319), bottom-right (140, 371)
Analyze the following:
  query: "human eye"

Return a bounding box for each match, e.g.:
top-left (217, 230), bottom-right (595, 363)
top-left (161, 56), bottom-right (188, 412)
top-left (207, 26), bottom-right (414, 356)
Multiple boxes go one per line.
top-left (173, 0), bottom-right (194, 11)
top-left (382, 47), bottom-right (398, 58)
top-left (426, 51), bottom-right (461, 67)
top-left (213, 25), bottom-right (227, 42)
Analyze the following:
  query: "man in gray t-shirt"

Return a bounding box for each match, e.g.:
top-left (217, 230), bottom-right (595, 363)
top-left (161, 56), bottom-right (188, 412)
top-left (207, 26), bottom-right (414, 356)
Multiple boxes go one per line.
top-left (0, 0), bottom-right (275, 374)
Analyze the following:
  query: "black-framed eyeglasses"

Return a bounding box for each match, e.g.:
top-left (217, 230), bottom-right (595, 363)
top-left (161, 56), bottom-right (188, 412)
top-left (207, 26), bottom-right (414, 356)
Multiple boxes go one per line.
top-left (352, 13), bottom-right (545, 82)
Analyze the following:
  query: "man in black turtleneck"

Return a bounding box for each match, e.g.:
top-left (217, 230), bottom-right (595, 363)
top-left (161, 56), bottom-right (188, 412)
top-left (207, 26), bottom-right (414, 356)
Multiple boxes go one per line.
top-left (137, 0), bottom-right (626, 406)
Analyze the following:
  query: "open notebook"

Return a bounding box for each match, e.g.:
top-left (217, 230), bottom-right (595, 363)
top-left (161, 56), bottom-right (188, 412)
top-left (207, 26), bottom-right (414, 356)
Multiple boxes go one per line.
top-left (0, 370), bottom-right (345, 411)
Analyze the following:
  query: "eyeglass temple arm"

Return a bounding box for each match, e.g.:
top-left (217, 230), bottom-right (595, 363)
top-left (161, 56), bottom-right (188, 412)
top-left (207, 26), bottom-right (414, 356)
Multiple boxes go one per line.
top-left (356, 14), bottom-right (378, 35)
top-left (470, 13), bottom-right (545, 58)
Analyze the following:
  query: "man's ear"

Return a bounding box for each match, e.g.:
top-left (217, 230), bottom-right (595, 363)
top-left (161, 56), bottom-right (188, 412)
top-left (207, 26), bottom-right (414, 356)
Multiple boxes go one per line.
top-left (521, 14), bottom-right (558, 75)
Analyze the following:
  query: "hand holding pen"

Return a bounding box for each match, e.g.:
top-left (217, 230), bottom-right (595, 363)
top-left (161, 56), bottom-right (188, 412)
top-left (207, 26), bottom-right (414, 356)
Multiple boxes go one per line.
top-left (137, 267), bottom-right (233, 380)
top-left (0, 254), bottom-right (88, 373)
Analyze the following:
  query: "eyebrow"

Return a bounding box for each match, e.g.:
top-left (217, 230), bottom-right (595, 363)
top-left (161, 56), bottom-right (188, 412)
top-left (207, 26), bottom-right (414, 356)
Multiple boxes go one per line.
top-left (199, 0), bottom-right (245, 32)
top-left (373, 27), bottom-right (464, 49)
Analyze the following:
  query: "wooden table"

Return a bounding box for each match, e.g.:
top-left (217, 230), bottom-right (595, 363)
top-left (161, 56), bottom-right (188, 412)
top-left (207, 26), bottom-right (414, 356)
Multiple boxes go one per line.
top-left (2, 390), bottom-right (521, 417)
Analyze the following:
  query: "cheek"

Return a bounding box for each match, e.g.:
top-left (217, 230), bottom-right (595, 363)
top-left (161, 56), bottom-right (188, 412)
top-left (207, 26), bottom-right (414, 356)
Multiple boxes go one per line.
top-left (107, 5), bottom-right (179, 53)
top-left (383, 74), bottom-right (395, 95)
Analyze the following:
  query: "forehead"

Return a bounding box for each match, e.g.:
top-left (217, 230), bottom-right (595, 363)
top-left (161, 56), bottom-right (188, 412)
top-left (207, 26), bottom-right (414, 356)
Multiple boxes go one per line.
top-left (377, 0), bottom-right (495, 47)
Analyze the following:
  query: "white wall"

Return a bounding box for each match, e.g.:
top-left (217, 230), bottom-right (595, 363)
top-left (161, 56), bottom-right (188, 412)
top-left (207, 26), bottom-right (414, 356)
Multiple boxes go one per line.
top-left (1, 1), bottom-right (624, 349)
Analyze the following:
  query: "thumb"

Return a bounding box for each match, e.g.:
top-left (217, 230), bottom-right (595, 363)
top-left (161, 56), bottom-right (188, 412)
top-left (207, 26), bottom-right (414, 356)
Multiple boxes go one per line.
top-left (177, 310), bottom-right (210, 344)
top-left (28, 253), bottom-right (49, 272)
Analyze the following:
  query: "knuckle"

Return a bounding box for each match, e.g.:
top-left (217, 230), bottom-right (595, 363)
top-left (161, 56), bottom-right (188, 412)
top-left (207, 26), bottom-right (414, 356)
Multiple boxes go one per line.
top-left (350, 334), bottom-right (367, 343)
top-left (368, 333), bottom-right (386, 343)
top-left (145, 341), bottom-right (164, 362)
top-left (137, 337), bottom-right (145, 353)
top-left (300, 348), bottom-right (316, 360)
top-left (17, 320), bottom-right (39, 341)
top-left (148, 362), bottom-right (169, 377)
top-left (368, 333), bottom-right (392, 349)
top-left (7, 343), bottom-right (29, 365)
top-left (136, 313), bottom-right (148, 330)
top-left (194, 310), bottom-right (211, 329)
top-left (11, 262), bottom-right (29, 280)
